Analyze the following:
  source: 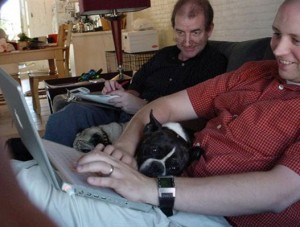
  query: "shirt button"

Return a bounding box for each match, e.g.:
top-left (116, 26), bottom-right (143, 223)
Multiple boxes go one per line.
top-left (181, 63), bottom-right (185, 66)
top-left (169, 78), bottom-right (173, 82)
top-left (217, 124), bottom-right (222, 129)
top-left (278, 84), bottom-right (284, 90)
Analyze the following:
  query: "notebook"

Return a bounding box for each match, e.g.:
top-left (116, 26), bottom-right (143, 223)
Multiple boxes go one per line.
top-left (72, 92), bottom-right (121, 111)
top-left (75, 92), bottom-right (120, 105)
top-left (0, 68), bottom-right (152, 212)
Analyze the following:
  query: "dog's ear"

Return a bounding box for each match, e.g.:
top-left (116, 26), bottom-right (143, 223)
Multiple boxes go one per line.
top-left (143, 110), bottom-right (162, 135)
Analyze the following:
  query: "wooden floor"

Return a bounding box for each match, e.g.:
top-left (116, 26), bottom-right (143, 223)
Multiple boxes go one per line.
top-left (0, 77), bottom-right (51, 139)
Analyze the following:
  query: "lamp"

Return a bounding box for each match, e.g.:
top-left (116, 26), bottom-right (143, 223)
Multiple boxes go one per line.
top-left (78, 0), bottom-right (151, 80)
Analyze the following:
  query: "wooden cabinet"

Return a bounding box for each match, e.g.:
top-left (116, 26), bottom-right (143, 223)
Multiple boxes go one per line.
top-left (70, 31), bottom-right (115, 76)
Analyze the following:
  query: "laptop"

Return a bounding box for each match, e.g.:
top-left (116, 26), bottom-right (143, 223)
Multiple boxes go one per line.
top-left (0, 68), bottom-right (152, 212)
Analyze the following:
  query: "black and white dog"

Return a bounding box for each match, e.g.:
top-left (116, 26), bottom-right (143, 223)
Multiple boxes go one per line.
top-left (136, 110), bottom-right (203, 177)
top-left (73, 110), bottom-right (203, 177)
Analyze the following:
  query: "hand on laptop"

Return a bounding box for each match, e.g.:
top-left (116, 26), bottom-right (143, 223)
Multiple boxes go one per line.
top-left (75, 148), bottom-right (157, 205)
top-left (92, 143), bottom-right (137, 168)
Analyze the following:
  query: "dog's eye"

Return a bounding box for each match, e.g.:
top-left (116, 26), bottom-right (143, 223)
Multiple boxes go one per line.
top-left (150, 146), bottom-right (159, 154)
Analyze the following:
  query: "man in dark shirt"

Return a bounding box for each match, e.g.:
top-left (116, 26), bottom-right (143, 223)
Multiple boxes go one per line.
top-left (44, 0), bottom-right (227, 147)
top-left (129, 44), bottom-right (225, 102)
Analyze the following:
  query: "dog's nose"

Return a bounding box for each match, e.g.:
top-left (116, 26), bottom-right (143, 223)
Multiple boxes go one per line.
top-left (139, 160), bottom-right (166, 177)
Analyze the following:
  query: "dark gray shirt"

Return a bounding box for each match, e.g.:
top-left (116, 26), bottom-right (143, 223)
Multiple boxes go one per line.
top-left (129, 44), bottom-right (228, 102)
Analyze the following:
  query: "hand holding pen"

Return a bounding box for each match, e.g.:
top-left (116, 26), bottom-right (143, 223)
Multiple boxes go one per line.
top-left (102, 80), bottom-right (130, 94)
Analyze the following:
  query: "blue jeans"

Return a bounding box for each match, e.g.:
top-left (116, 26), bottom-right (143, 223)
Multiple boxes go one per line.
top-left (44, 103), bottom-right (132, 147)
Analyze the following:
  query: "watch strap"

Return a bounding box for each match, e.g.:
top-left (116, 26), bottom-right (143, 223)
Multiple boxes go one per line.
top-left (158, 176), bottom-right (175, 217)
top-left (159, 196), bottom-right (174, 216)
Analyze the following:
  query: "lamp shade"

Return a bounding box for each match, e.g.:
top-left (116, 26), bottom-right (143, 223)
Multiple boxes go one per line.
top-left (78, 0), bottom-right (151, 15)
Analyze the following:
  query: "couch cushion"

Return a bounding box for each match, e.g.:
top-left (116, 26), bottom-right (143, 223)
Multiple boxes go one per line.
top-left (209, 37), bottom-right (274, 72)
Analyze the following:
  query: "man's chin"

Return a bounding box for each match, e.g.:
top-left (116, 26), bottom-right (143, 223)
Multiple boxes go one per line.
top-left (278, 70), bottom-right (288, 80)
top-left (278, 69), bottom-right (298, 81)
top-left (181, 51), bottom-right (199, 60)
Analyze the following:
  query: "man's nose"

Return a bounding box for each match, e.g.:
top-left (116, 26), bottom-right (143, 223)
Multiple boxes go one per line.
top-left (183, 33), bottom-right (192, 46)
top-left (273, 37), bottom-right (291, 56)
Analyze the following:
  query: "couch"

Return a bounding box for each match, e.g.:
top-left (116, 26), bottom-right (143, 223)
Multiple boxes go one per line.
top-left (209, 37), bottom-right (275, 72)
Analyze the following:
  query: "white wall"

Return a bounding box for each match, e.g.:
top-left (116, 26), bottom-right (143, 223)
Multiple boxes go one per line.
top-left (132, 0), bottom-right (284, 46)
top-left (24, 0), bottom-right (55, 37)
top-left (22, 0), bottom-right (75, 37)
top-left (210, 0), bottom-right (283, 41)
top-left (133, 0), bottom-right (177, 47)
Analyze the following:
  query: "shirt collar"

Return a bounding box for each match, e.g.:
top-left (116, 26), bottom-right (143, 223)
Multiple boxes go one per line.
top-left (278, 79), bottom-right (300, 91)
top-left (286, 80), bottom-right (300, 86)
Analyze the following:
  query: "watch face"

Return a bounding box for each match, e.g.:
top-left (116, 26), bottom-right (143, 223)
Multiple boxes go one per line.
top-left (159, 177), bottom-right (174, 187)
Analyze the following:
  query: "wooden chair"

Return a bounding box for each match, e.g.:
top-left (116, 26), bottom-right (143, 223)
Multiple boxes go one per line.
top-left (0, 63), bottom-right (20, 105)
top-left (28, 23), bottom-right (72, 114)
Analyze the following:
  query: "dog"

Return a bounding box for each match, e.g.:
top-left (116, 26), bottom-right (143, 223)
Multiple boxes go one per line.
top-left (73, 122), bottom-right (128, 153)
top-left (73, 110), bottom-right (203, 177)
top-left (136, 110), bottom-right (204, 177)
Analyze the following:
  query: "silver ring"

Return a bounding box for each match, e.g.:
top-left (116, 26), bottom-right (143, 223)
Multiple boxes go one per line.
top-left (104, 164), bottom-right (114, 177)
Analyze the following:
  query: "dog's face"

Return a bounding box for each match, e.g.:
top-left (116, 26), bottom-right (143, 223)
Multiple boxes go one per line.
top-left (74, 127), bottom-right (111, 153)
top-left (136, 110), bottom-right (202, 177)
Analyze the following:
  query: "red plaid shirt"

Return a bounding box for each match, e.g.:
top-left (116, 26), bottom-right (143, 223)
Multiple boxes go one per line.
top-left (185, 60), bottom-right (300, 226)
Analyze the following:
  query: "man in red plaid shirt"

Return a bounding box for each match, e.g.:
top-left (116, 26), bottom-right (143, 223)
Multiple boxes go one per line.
top-left (75, 0), bottom-right (300, 226)
top-left (10, 0), bottom-right (300, 226)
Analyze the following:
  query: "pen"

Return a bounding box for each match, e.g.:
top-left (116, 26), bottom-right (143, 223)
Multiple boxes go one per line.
top-left (120, 80), bottom-right (130, 87)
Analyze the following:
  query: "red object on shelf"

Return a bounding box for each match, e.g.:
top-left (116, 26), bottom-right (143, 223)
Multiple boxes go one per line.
top-left (48, 34), bottom-right (58, 44)
top-left (78, 0), bottom-right (150, 15)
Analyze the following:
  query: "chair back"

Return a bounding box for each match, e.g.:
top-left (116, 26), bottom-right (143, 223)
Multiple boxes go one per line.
top-left (57, 23), bottom-right (72, 48)
top-left (57, 23), bottom-right (72, 72)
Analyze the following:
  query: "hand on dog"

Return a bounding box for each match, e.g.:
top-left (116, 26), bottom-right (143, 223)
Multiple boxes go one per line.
top-left (93, 143), bottom-right (138, 169)
top-left (106, 90), bottom-right (148, 114)
top-left (76, 149), bottom-right (158, 205)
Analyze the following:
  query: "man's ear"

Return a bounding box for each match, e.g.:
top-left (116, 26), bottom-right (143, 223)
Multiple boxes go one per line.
top-left (143, 109), bottom-right (162, 135)
top-left (206, 23), bottom-right (214, 38)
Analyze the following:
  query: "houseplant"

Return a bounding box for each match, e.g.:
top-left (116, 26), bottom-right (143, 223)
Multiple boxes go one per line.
top-left (17, 32), bottom-right (31, 50)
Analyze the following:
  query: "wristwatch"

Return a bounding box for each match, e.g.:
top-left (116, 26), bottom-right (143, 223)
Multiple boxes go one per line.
top-left (157, 176), bottom-right (175, 216)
